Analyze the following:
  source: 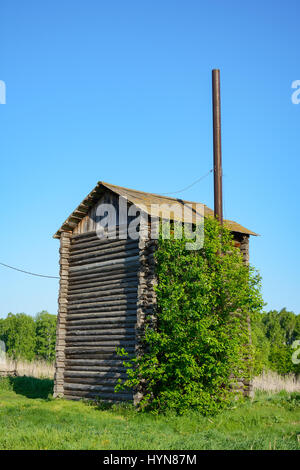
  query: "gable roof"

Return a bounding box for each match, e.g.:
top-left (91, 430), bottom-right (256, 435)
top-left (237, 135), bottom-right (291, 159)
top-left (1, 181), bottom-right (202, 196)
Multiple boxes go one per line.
top-left (53, 181), bottom-right (258, 238)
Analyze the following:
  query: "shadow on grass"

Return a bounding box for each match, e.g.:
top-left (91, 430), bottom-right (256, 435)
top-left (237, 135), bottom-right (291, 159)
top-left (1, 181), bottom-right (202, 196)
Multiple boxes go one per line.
top-left (8, 376), bottom-right (54, 399)
top-left (84, 397), bottom-right (134, 413)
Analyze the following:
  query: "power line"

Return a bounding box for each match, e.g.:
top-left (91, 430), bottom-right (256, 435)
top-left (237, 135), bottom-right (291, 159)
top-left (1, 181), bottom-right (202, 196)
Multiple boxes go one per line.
top-left (160, 169), bottom-right (213, 196)
top-left (0, 262), bottom-right (59, 279)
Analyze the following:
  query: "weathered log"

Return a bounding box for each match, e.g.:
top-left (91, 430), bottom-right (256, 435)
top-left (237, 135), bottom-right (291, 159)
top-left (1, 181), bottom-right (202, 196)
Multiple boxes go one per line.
top-left (68, 255), bottom-right (140, 273)
top-left (68, 284), bottom-right (138, 297)
top-left (70, 272), bottom-right (138, 285)
top-left (68, 277), bottom-right (138, 293)
top-left (69, 266), bottom-right (137, 282)
top-left (66, 337), bottom-right (135, 345)
top-left (70, 236), bottom-right (137, 250)
top-left (67, 294), bottom-right (138, 306)
top-left (67, 287), bottom-right (137, 301)
top-left (67, 301), bottom-right (137, 314)
top-left (68, 278), bottom-right (137, 291)
top-left (66, 313), bottom-right (137, 324)
top-left (66, 328), bottom-right (136, 336)
top-left (71, 224), bottom-right (134, 239)
top-left (65, 365), bottom-right (126, 372)
top-left (70, 240), bottom-right (139, 258)
top-left (65, 346), bottom-right (135, 354)
top-left (69, 275), bottom-right (137, 289)
top-left (64, 377), bottom-right (125, 385)
top-left (67, 295), bottom-right (138, 307)
top-left (69, 270), bottom-right (138, 284)
top-left (68, 293), bottom-right (138, 306)
top-left (64, 345), bottom-right (119, 352)
top-left (65, 339), bottom-right (135, 348)
top-left (69, 248), bottom-right (140, 267)
top-left (66, 318), bottom-right (136, 328)
top-left (64, 383), bottom-right (128, 392)
top-left (65, 352), bottom-right (135, 360)
top-left (66, 327), bottom-right (134, 335)
top-left (65, 370), bottom-right (127, 376)
top-left (64, 359), bottom-right (130, 367)
top-left (66, 335), bottom-right (135, 347)
top-left (67, 312), bottom-right (137, 323)
top-left (65, 359), bottom-right (125, 366)
top-left (66, 308), bottom-right (136, 322)
top-left (64, 371), bottom-right (127, 378)
top-left (71, 233), bottom-right (138, 246)
top-left (71, 225), bottom-right (126, 238)
top-left (63, 391), bottom-right (132, 401)
top-left (70, 235), bottom-right (131, 248)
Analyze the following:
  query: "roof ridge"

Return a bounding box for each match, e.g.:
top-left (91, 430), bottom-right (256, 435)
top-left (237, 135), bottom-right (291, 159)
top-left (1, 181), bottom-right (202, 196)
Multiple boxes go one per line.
top-left (53, 181), bottom-right (257, 238)
top-left (101, 181), bottom-right (203, 205)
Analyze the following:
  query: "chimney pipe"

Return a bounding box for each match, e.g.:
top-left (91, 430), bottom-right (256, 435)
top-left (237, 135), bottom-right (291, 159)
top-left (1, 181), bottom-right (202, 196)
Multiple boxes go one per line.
top-left (212, 69), bottom-right (223, 225)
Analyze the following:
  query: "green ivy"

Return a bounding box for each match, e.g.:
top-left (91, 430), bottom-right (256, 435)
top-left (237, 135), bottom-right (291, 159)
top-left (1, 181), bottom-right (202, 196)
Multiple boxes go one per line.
top-left (117, 217), bottom-right (263, 414)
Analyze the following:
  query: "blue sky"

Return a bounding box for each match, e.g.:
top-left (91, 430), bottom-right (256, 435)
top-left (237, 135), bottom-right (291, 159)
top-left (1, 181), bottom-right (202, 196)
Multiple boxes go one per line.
top-left (0, 0), bottom-right (299, 318)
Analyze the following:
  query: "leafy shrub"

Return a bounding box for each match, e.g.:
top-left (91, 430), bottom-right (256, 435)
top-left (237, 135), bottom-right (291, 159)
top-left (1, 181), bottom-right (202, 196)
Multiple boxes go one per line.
top-left (117, 218), bottom-right (263, 414)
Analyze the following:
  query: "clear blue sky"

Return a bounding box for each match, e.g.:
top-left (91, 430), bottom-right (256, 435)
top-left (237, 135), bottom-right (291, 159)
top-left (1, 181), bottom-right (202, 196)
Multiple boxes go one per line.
top-left (0, 0), bottom-right (299, 318)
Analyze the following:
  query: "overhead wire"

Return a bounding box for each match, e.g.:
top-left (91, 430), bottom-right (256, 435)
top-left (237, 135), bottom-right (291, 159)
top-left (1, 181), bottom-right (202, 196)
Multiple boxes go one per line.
top-left (159, 169), bottom-right (213, 196)
top-left (0, 170), bottom-right (214, 279)
top-left (0, 262), bottom-right (59, 279)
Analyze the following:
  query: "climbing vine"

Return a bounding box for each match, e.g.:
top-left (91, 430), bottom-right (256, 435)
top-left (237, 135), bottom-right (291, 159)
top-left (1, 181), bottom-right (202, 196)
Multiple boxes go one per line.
top-left (116, 217), bottom-right (263, 414)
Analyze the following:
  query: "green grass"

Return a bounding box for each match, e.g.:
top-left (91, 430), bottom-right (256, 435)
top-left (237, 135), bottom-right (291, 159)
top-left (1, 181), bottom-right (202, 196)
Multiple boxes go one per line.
top-left (0, 376), bottom-right (299, 450)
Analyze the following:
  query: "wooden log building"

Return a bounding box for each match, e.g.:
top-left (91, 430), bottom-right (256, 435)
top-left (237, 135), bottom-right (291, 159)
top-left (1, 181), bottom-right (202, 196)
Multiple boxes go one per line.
top-left (53, 181), bottom-right (257, 402)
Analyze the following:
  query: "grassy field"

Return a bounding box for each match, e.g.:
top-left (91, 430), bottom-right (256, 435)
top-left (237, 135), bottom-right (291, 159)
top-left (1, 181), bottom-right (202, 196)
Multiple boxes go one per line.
top-left (0, 376), bottom-right (299, 450)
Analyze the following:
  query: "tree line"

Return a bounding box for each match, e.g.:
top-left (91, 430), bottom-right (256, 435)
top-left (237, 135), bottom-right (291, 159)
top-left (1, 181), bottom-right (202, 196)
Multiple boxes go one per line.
top-left (252, 308), bottom-right (300, 375)
top-left (0, 308), bottom-right (299, 374)
top-left (0, 312), bottom-right (57, 362)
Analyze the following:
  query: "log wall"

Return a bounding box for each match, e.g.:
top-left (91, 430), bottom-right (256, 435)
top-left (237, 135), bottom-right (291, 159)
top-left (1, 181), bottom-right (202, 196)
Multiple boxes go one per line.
top-left (54, 228), bottom-right (139, 401)
top-left (53, 226), bottom-right (156, 402)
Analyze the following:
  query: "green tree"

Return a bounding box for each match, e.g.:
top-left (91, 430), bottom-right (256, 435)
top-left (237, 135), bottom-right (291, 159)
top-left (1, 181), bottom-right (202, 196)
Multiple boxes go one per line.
top-left (278, 308), bottom-right (297, 345)
top-left (117, 218), bottom-right (263, 414)
top-left (0, 318), bottom-right (6, 339)
top-left (252, 308), bottom-right (300, 375)
top-left (0, 313), bottom-right (36, 361)
top-left (35, 311), bottom-right (57, 362)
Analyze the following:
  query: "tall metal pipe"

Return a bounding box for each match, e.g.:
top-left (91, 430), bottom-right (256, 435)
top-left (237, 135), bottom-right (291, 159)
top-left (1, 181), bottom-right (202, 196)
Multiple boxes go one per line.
top-left (212, 69), bottom-right (223, 225)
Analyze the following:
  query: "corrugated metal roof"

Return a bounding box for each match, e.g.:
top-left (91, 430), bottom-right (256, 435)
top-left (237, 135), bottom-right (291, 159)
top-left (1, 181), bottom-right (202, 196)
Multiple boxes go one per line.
top-left (54, 181), bottom-right (258, 238)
